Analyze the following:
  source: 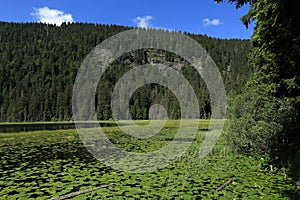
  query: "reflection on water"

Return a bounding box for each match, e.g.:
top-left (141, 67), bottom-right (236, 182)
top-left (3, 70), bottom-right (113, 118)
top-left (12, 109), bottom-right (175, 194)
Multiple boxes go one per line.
top-left (0, 122), bottom-right (117, 133)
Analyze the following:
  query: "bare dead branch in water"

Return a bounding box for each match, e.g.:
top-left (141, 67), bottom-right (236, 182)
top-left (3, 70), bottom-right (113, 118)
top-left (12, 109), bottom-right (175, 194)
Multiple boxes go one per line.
top-left (48, 183), bottom-right (116, 200)
top-left (216, 178), bottom-right (235, 191)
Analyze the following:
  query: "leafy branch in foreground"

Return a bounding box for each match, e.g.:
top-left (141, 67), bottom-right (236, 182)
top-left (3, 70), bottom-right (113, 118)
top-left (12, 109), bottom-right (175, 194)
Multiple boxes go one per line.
top-left (218, 0), bottom-right (300, 179)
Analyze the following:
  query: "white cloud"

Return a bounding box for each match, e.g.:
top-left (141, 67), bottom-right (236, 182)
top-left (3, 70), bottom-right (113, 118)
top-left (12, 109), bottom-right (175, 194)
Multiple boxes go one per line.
top-left (31, 7), bottom-right (74, 26)
top-left (202, 18), bottom-right (222, 26)
top-left (133, 16), bottom-right (153, 28)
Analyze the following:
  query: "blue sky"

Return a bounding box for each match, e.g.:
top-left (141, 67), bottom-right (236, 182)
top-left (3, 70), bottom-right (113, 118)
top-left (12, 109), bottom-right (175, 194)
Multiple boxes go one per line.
top-left (0, 0), bottom-right (254, 39)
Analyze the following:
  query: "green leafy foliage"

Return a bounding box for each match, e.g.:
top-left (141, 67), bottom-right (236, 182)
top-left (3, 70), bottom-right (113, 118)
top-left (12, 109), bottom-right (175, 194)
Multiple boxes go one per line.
top-left (218, 0), bottom-right (300, 179)
top-left (0, 121), bottom-right (299, 199)
top-left (225, 82), bottom-right (294, 159)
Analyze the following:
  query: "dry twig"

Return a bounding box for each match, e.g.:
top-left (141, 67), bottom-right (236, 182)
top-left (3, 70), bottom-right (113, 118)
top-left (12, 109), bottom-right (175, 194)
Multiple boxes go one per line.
top-left (48, 183), bottom-right (116, 200)
top-left (216, 178), bottom-right (235, 191)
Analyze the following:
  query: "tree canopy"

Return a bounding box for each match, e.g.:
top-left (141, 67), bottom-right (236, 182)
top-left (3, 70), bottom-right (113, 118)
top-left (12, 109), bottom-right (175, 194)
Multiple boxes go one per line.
top-left (0, 22), bottom-right (252, 122)
top-left (218, 0), bottom-right (300, 178)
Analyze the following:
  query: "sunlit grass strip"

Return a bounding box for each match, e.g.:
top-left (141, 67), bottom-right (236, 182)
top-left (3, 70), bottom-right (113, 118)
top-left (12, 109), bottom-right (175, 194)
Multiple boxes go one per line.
top-left (0, 120), bottom-right (225, 147)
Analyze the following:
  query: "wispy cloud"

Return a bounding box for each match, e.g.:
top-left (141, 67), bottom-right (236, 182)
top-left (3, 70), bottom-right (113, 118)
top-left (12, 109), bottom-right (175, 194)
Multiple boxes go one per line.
top-left (133, 16), bottom-right (153, 28)
top-left (31, 7), bottom-right (74, 26)
top-left (202, 18), bottom-right (222, 26)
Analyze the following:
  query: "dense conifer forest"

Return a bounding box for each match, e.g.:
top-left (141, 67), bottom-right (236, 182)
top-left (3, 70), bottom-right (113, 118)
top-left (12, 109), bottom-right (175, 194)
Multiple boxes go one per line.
top-left (1, 1), bottom-right (300, 198)
top-left (0, 22), bottom-right (252, 121)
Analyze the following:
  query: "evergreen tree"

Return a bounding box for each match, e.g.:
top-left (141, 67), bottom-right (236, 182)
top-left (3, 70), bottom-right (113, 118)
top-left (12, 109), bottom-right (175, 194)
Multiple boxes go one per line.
top-left (0, 22), bottom-right (251, 121)
top-left (217, 0), bottom-right (300, 177)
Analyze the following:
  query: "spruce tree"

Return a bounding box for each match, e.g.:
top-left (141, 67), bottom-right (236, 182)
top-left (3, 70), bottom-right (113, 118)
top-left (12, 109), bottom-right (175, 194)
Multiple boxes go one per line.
top-left (217, 0), bottom-right (300, 177)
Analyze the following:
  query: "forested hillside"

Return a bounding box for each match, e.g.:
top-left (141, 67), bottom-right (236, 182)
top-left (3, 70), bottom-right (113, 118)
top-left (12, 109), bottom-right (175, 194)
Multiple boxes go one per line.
top-left (0, 22), bottom-right (252, 121)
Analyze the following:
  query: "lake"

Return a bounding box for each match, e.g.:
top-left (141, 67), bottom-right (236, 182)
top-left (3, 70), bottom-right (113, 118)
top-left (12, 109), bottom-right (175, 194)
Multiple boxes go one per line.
top-left (0, 122), bottom-right (117, 133)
